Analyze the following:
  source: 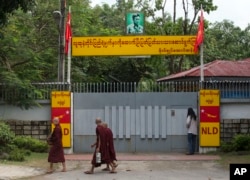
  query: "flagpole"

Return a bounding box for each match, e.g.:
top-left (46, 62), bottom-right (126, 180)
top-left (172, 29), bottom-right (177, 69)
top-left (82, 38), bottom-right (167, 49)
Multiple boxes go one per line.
top-left (200, 43), bottom-right (204, 81)
top-left (199, 5), bottom-right (204, 88)
top-left (67, 6), bottom-right (71, 88)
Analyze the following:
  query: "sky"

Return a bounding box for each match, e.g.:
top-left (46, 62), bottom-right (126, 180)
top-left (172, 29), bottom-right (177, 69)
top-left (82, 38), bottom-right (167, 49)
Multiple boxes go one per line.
top-left (91, 0), bottom-right (250, 29)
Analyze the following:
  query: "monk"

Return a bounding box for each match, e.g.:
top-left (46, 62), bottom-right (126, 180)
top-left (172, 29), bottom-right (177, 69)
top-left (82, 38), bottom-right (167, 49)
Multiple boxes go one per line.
top-left (47, 117), bottom-right (66, 173)
top-left (85, 117), bottom-right (114, 174)
top-left (102, 122), bottom-right (118, 173)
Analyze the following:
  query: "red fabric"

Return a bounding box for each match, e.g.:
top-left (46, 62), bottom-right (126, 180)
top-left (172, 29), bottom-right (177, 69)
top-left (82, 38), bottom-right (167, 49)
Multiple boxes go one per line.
top-left (194, 10), bottom-right (204, 53)
top-left (91, 125), bottom-right (111, 167)
top-left (106, 128), bottom-right (117, 161)
top-left (65, 12), bottom-right (72, 55)
top-left (48, 124), bottom-right (65, 163)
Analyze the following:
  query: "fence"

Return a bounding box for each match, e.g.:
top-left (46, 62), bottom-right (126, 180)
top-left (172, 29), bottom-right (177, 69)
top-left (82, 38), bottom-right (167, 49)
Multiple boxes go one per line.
top-left (1, 81), bottom-right (250, 101)
top-left (221, 119), bottom-right (250, 142)
top-left (5, 120), bottom-right (51, 141)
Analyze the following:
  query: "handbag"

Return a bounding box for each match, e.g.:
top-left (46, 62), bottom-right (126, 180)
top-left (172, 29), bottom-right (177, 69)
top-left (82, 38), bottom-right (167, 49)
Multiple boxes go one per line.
top-left (96, 152), bottom-right (101, 163)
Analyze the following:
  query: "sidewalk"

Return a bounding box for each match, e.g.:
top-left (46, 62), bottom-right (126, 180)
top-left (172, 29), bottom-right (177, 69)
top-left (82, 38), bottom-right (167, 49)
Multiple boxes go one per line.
top-left (0, 153), bottom-right (222, 180)
top-left (65, 152), bottom-right (221, 161)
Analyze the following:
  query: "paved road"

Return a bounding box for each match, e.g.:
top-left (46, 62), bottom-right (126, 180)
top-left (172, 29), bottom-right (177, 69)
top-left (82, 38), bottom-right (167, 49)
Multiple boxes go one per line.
top-left (0, 153), bottom-right (229, 180)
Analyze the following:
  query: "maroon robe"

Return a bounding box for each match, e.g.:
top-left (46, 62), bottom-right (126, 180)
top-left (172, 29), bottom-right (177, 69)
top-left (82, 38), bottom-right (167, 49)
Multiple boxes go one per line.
top-left (48, 124), bottom-right (65, 163)
top-left (106, 128), bottom-right (117, 161)
top-left (91, 125), bottom-right (111, 167)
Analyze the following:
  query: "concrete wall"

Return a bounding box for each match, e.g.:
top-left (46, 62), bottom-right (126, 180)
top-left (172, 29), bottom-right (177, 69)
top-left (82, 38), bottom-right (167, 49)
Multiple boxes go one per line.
top-left (0, 100), bottom-right (51, 121)
top-left (1, 94), bottom-right (250, 153)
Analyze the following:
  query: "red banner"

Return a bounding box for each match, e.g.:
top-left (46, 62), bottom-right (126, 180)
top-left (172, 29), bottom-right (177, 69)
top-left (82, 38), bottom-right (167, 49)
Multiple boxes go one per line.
top-left (51, 107), bottom-right (71, 124)
top-left (200, 106), bottom-right (220, 123)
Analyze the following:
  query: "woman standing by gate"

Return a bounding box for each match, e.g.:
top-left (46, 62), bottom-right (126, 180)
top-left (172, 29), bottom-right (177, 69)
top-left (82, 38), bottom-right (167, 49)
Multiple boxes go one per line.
top-left (186, 108), bottom-right (198, 155)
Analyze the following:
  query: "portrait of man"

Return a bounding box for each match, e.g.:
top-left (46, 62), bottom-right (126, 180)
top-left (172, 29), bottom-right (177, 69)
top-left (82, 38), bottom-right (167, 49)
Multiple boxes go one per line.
top-left (126, 12), bottom-right (144, 34)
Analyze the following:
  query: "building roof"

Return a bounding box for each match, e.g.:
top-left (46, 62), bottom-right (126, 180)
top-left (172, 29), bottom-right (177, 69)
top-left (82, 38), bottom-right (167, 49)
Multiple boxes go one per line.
top-left (157, 58), bottom-right (250, 82)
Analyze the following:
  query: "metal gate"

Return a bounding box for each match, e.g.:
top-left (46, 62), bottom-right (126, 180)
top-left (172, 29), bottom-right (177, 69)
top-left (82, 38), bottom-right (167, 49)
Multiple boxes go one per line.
top-left (73, 92), bottom-right (197, 153)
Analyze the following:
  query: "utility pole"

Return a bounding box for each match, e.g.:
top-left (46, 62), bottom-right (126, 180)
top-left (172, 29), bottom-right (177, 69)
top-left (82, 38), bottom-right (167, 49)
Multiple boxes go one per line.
top-left (53, 0), bottom-right (65, 82)
top-left (59, 0), bottom-right (65, 82)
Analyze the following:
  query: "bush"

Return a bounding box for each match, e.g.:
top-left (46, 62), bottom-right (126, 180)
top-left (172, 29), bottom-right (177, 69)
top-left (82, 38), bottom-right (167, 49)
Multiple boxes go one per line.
top-left (232, 134), bottom-right (250, 151)
top-left (0, 143), bottom-right (16, 154)
top-left (0, 121), bottom-right (15, 146)
top-left (220, 134), bottom-right (250, 152)
top-left (13, 136), bottom-right (48, 153)
top-left (219, 141), bottom-right (234, 152)
top-left (8, 149), bottom-right (25, 161)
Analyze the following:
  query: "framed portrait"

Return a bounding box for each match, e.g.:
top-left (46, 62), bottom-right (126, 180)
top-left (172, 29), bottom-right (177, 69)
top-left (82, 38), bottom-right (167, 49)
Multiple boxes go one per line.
top-left (125, 12), bottom-right (145, 35)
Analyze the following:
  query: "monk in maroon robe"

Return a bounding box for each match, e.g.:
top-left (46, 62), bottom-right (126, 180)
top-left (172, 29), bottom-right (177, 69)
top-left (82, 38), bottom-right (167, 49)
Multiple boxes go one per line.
top-left (85, 118), bottom-right (113, 174)
top-left (102, 122), bottom-right (118, 172)
top-left (47, 117), bottom-right (66, 173)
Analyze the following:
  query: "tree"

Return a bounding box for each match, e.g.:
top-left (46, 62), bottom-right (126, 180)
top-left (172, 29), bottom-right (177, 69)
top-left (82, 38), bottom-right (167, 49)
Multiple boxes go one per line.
top-left (205, 20), bottom-right (250, 61)
top-left (0, 0), bottom-right (35, 26)
top-left (0, 0), bottom-right (59, 109)
top-left (70, 1), bottom-right (154, 83)
top-left (1, 0), bottom-right (250, 109)
top-left (134, 0), bottom-right (217, 75)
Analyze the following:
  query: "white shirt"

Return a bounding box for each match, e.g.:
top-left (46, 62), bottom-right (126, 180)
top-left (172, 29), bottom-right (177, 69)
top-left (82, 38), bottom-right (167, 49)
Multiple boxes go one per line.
top-left (186, 115), bottom-right (198, 135)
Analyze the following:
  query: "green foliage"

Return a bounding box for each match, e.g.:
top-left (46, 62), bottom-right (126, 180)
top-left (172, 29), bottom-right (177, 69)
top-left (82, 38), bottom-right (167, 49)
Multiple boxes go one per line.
top-left (0, 143), bottom-right (16, 155)
top-left (0, 0), bottom-right (35, 26)
top-left (1, 76), bottom-right (43, 109)
top-left (220, 134), bottom-right (250, 152)
top-left (1, 0), bottom-right (250, 108)
top-left (13, 136), bottom-right (48, 153)
top-left (7, 149), bottom-right (26, 161)
top-left (232, 134), bottom-right (250, 151)
top-left (0, 0), bottom-right (58, 109)
top-left (0, 122), bottom-right (48, 161)
top-left (0, 121), bottom-right (15, 146)
top-left (219, 141), bottom-right (235, 153)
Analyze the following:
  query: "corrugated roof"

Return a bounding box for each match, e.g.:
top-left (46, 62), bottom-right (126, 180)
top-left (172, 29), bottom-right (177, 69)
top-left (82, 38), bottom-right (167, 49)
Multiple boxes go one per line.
top-left (157, 58), bottom-right (250, 81)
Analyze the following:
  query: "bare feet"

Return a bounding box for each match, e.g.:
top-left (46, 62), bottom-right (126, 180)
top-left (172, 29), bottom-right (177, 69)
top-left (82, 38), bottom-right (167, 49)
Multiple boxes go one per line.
top-left (46, 170), bottom-right (53, 174)
top-left (110, 169), bottom-right (117, 173)
top-left (84, 170), bottom-right (94, 174)
top-left (102, 167), bottom-right (110, 171)
top-left (62, 169), bottom-right (66, 172)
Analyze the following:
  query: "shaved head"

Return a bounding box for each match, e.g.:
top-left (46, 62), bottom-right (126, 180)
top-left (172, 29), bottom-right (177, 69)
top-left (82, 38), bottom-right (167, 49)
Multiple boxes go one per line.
top-left (102, 122), bottom-right (108, 128)
top-left (53, 117), bottom-right (60, 124)
top-left (95, 117), bottom-right (102, 125)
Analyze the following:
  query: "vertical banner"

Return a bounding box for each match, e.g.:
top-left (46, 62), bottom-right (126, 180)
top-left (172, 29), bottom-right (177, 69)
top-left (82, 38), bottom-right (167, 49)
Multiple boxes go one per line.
top-left (51, 91), bottom-right (71, 147)
top-left (199, 90), bottom-right (220, 146)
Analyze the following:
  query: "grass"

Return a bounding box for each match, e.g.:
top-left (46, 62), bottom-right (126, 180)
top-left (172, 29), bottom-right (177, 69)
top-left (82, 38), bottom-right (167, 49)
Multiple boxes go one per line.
top-left (206, 151), bottom-right (250, 169)
top-left (0, 152), bottom-right (48, 169)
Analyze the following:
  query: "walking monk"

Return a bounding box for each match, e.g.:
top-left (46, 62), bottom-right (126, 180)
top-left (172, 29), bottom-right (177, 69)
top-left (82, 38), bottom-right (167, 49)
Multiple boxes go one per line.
top-left (102, 122), bottom-right (118, 173)
top-left (84, 117), bottom-right (114, 174)
top-left (47, 117), bottom-right (66, 173)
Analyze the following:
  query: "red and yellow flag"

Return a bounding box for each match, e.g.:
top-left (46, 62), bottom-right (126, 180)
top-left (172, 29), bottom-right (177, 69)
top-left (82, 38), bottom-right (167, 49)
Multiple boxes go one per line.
top-left (194, 10), bottom-right (204, 53)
